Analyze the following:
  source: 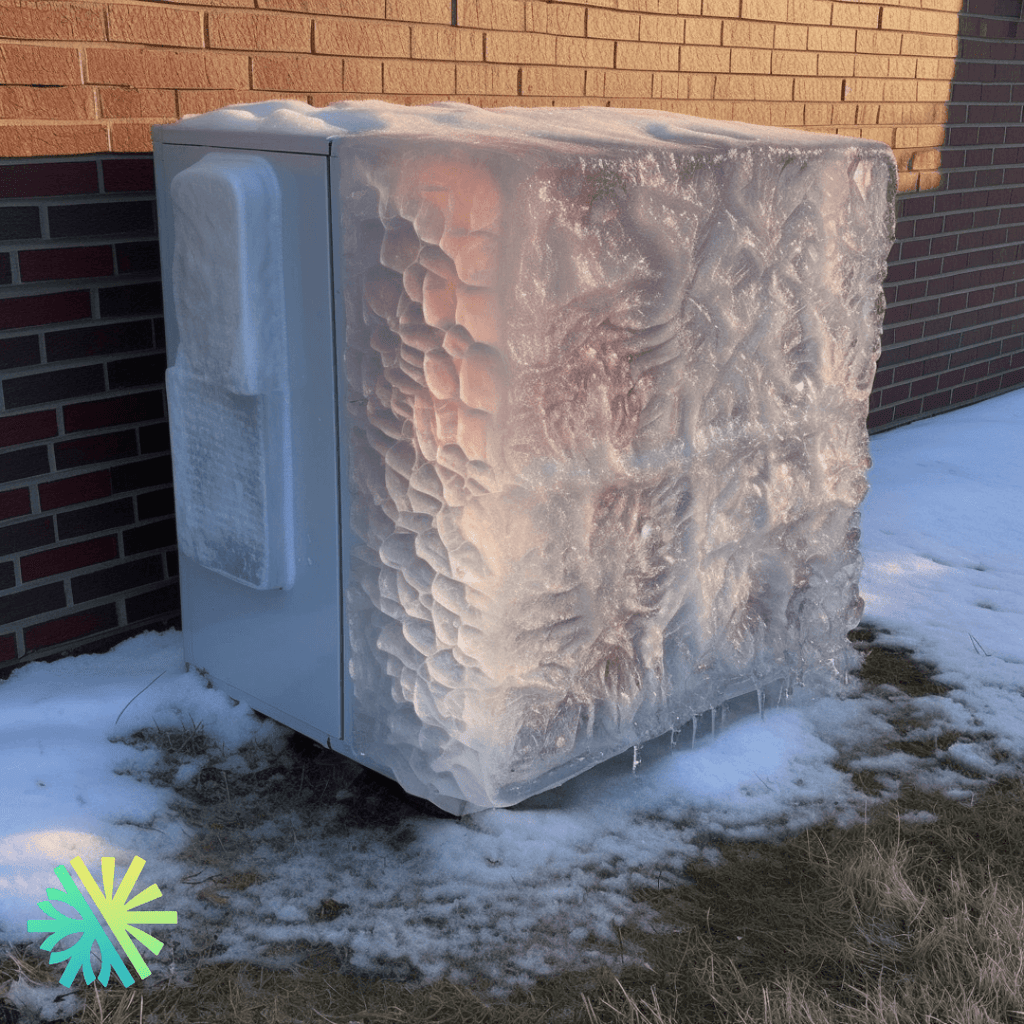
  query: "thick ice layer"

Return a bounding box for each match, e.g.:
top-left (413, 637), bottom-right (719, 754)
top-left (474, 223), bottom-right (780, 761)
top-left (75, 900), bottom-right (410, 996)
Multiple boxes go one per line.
top-left (316, 102), bottom-right (894, 813)
top-left (172, 100), bottom-right (897, 814)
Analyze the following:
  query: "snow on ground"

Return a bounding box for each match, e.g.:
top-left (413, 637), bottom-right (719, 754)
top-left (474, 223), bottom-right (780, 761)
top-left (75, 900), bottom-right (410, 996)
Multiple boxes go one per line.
top-left (1, 388), bottom-right (1022, 1019)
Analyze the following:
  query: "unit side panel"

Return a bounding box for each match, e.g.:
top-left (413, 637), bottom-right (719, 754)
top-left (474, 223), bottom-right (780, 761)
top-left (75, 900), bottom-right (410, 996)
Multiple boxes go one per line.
top-left (155, 142), bottom-right (344, 745)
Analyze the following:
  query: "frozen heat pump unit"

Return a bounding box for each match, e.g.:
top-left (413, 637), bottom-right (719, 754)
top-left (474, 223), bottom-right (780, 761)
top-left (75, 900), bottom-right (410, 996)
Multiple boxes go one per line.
top-left (152, 101), bottom-right (896, 816)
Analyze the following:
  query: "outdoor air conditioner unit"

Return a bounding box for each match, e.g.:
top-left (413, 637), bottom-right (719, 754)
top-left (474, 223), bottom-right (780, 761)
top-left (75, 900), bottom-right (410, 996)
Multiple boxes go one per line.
top-left (152, 100), bottom-right (894, 817)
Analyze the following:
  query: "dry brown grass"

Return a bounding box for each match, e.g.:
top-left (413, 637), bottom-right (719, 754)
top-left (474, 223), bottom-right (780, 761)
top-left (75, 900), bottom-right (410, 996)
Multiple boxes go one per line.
top-left (5, 626), bottom-right (1024, 1024)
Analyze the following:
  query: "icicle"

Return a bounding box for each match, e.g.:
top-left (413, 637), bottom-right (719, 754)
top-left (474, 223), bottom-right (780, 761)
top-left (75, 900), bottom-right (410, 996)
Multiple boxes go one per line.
top-left (632, 744), bottom-right (641, 773)
top-left (757, 687), bottom-right (765, 721)
top-left (669, 727), bottom-right (677, 747)
top-left (691, 713), bottom-right (698, 749)
top-left (710, 704), bottom-right (717, 738)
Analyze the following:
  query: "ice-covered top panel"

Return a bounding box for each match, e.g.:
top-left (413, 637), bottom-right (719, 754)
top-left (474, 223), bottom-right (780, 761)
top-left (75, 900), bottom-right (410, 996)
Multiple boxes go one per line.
top-left (156, 99), bottom-right (894, 162)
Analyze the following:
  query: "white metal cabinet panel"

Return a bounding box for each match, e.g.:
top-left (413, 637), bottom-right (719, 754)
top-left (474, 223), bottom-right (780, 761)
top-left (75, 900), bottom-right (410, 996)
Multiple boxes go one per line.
top-left (154, 141), bottom-right (345, 746)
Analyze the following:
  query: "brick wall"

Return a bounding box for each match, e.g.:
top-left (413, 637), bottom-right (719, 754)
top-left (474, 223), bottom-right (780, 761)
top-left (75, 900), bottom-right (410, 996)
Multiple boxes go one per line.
top-left (873, 0), bottom-right (1024, 428)
top-left (0, 154), bottom-right (179, 671)
top-left (1, 0), bottom-right (1022, 675)
top-left (0, 0), bottom-right (962, 187)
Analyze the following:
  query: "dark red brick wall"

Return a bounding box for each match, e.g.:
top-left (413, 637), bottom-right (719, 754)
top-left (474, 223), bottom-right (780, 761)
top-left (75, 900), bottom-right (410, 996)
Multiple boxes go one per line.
top-left (871, 0), bottom-right (1024, 431)
top-left (0, 155), bottom-right (181, 676)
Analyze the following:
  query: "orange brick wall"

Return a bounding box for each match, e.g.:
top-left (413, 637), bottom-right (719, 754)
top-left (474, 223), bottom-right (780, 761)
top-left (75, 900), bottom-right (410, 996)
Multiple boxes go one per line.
top-left (0, 0), bottom-right (961, 194)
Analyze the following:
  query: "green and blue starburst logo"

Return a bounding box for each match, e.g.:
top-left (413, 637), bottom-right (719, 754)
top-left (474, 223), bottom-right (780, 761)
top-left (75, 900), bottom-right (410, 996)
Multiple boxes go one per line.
top-left (27, 855), bottom-right (177, 988)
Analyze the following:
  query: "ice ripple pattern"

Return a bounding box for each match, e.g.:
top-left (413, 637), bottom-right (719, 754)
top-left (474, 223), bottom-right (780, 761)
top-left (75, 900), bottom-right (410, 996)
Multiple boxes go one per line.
top-left (337, 108), bottom-right (896, 813)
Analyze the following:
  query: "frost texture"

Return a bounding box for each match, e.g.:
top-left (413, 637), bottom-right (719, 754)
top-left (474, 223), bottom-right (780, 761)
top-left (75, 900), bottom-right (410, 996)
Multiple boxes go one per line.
top-left (166, 153), bottom-right (293, 591)
top-left (329, 102), bottom-right (897, 814)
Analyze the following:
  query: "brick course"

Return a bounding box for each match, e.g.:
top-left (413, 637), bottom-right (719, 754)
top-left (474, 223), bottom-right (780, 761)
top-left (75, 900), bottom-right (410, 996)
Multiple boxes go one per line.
top-left (2, 0), bottom-right (1023, 673)
top-left (874, 0), bottom-right (1024, 429)
top-left (0, 153), bottom-right (180, 672)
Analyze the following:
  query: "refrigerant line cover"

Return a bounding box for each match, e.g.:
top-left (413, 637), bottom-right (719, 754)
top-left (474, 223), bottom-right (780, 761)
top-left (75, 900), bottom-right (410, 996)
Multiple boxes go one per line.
top-left (167, 152), bottom-right (295, 592)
